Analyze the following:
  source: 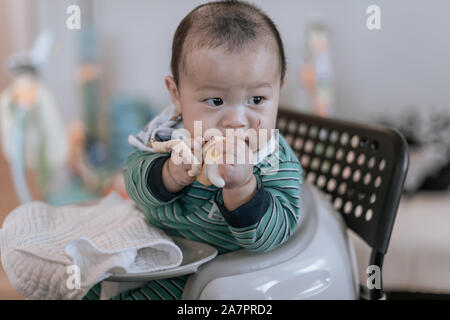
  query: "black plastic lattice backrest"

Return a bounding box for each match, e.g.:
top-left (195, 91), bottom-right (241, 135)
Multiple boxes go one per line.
top-left (276, 109), bottom-right (409, 254)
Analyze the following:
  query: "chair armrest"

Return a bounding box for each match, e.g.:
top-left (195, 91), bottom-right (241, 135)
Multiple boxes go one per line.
top-left (182, 183), bottom-right (317, 300)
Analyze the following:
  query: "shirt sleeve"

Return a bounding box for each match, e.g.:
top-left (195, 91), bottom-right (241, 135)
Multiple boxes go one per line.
top-left (123, 149), bottom-right (184, 211)
top-left (215, 174), bottom-right (271, 228)
top-left (214, 136), bottom-right (303, 253)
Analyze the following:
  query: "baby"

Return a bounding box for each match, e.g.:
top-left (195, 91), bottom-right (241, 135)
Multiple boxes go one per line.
top-left (83, 0), bottom-right (303, 300)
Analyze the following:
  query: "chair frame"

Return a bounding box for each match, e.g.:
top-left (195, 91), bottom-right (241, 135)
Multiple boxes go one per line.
top-left (276, 108), bottom-right (409, 300)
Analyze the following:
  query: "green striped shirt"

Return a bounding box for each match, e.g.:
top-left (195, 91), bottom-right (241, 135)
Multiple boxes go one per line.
top-left (123, 135), bottom-right (303, 254)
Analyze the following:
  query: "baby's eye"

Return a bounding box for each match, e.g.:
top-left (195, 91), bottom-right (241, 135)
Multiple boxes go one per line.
top-left (248, 96), bottom-right (265, 106)
top-left (204, 98), bottom-right (224, 107)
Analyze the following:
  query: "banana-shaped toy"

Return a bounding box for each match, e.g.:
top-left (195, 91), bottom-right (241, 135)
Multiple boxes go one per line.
top-left (196, 136), bottom-right (226, 188)
top-left (150, 139), bottom-right (202, 178)
top-left (150, 135), bottom-right (255, 188)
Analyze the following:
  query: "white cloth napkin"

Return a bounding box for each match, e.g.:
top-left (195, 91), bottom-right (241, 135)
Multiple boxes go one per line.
top-left (0, 192), bottom-right (183, 300)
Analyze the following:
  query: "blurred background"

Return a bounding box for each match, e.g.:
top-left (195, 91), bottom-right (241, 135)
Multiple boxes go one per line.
top-left (0, 0), bottom-right (449, 299)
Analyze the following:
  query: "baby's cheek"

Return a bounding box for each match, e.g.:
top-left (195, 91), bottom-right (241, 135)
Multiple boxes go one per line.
top-left (249, 126), bottom-right (273, 151)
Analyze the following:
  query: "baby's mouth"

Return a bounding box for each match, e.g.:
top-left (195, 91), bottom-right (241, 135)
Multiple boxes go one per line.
top-left (203, 130), bottom-right (256, 152)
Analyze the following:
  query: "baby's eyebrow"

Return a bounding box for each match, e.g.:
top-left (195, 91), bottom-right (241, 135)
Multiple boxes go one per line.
top-left (248, 82), bottom-right (273, 89)
top-left (195, 84), bottom-right (224, 91)
top-left (196, 82), bottom-right (273, 91)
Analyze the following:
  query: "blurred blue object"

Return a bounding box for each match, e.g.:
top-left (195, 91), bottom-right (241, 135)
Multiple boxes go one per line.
top-left (80, 25), bottom-right (98, 64)
top-left (46, 175), bottom-right (100, 206)
top-left (109, 95), bottom-right (156, 168)
top-left (86, 139), bottom-right (109, 167)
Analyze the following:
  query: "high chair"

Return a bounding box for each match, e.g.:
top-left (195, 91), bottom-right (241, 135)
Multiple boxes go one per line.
top-left (103, 108), bottom-right (409, 300)
top-left (273, 108), bottom-right (408, 300)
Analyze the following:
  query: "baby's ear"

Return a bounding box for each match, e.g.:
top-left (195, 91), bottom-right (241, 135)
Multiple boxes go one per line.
top-left (165, 75), bottom-right (182, 112)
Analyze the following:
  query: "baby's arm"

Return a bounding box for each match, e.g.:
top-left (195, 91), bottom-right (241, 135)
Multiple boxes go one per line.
top-left (123, 138), bottom-right (202, 209)
top-left (123, 150), bottom-right (184, 210)
top-left (214, 138), bottom-right (303, 253)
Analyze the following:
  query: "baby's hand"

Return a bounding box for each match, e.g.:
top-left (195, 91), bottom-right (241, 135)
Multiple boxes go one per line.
top-left (162, 137), bottom-right (204, 193)
top-left (218, 137), bottom-right (254, 190)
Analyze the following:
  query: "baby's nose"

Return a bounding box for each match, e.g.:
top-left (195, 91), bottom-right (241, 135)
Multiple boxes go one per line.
top-left (222, 108), bottom-right (248, 130)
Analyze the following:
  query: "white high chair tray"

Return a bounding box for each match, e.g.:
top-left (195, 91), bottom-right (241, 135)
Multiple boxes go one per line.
top-left (107, 237), bottom-right (218, 282)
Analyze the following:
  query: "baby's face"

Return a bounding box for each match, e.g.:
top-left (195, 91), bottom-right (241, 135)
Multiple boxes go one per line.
top-left (166, 42), bottom-right (284, 149)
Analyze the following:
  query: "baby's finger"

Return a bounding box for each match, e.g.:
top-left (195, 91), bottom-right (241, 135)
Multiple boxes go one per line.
top-left (170, 140), bottom-right (197, 166)
top-left (190, 137), bottom-right (204, 161)
top-left (183, 138), bottom-right (203, 177)
top-left (169, 159), bottom-right (197, 183)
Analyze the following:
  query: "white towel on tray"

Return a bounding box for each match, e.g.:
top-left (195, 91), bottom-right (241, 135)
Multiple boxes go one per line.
top-left (0, 192), bottom-right (183, 300)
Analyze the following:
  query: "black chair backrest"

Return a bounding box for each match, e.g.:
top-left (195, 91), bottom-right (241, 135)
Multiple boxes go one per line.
top-left (276, 108), bottom-right (409, 255)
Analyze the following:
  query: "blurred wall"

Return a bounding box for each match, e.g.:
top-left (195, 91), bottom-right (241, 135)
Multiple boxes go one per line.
top-left (0, 0), bottom-right (36, 89)
top-left (33, 0), bottom-right (450, 122)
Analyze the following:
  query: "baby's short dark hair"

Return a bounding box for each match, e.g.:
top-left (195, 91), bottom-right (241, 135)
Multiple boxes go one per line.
top-left (170, 0), bottom-right (286, 86)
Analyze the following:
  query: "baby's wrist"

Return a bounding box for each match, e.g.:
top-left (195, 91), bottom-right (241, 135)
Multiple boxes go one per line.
top-left (162, 158), bottom-right (185, 193)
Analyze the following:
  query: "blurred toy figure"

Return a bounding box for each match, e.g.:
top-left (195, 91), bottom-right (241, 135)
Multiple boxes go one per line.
top-left (67, 120), bottom-right (128, 199)
top-left (300, 23), bottom-right (335, 117)
top-left (0, 31), bottom-right (68, 202)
